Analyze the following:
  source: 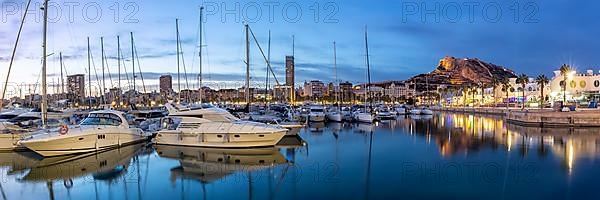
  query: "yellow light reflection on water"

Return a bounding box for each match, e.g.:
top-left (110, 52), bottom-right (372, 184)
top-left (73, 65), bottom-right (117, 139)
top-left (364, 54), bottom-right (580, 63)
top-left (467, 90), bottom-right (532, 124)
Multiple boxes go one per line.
top-left (567, 139), bottom-right (574, 175)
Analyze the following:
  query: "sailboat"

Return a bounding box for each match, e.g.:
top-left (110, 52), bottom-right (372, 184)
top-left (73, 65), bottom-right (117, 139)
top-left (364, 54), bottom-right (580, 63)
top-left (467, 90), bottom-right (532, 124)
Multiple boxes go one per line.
top-left (0, 0), bottom-right (43, 151)
top-left (326, 42), bottom-right (342, 122)
top-left (421, 77), bottom-right (434, 115)
top-left (353, 28), bottom-right (374, 123)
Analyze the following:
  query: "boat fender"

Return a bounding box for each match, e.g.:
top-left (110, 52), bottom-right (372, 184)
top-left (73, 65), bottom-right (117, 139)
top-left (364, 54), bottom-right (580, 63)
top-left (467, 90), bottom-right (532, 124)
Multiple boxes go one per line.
top-left (59, 125), bottom-right (69, 135)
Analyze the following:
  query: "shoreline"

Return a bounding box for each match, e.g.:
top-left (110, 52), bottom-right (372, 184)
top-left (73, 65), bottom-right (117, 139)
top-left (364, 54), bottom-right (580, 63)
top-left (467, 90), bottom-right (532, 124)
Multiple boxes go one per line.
top-left (431, 107), bottom-right (600, 127)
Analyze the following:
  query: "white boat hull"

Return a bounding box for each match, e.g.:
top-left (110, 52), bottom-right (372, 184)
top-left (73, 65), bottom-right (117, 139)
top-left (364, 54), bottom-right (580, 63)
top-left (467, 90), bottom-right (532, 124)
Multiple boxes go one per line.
top-left (20, 127), bottom-right (147, 157)
top-left (0, 134), bottom-right (23, 151)
top-left (309, 114), bottom-right (325, 122)
top-left (354, 113), bottom-right (374, 123)
top-left (410, 109), bottom-right (422, 115)
top-left (421, 109), bottom-right (433, 115)
top-left (326, 113), bottom-right (342, 122)
top-left (395, 108), bottom-right (406, 115)
top-left (155, 130), bottom-right (286, 148)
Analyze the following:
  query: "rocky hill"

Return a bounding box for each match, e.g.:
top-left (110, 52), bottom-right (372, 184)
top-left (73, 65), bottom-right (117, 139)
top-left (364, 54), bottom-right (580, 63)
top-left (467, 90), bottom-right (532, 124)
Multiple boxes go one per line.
top-left (409, 56), bottom-right (517, 86)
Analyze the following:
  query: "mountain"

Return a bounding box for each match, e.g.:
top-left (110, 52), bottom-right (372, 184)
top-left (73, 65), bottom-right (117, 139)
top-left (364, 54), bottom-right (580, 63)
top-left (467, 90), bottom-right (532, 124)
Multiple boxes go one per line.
top-left (409, 56), bottom-right (517, 86)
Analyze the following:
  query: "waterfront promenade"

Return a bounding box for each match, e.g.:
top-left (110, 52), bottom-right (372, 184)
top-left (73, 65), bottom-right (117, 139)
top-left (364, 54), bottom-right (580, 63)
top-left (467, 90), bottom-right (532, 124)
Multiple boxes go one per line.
top-left (432, 107), bottom-right (600, 127)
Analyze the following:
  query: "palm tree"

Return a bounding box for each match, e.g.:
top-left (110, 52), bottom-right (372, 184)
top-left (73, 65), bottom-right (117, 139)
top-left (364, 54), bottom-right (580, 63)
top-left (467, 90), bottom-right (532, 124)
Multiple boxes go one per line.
top-left (461, 85), bottom-right (469, 107)
top-left (559, 64), bottom-right (573, 106)
top-left (479, 82), bottom-right (486, 107)
top-left (501, 78), bottom-right (512, 110)
top-left (516, 74), bottom-right (529, 110)
top-left (535, 74), bottom-right (550, 109)
top-left (471, 83), bottom-right (476, 107)
top-left (490, 79), bottom-right (500, 106)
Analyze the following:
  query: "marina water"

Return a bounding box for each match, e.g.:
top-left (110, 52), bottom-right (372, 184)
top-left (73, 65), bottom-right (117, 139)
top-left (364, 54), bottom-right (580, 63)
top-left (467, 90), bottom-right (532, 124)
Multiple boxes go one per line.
top-left (1, 112), bottom-right (599, 199)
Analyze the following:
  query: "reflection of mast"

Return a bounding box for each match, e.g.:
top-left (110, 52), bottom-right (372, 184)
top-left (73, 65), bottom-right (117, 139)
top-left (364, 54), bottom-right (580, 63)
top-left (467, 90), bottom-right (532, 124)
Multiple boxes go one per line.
top-left (365, 130), bottom-right (373, 199)
top-left (0, 182), bottom-right (7, 200)
top-left (47, 181), bottom-right (55, 200)
top-left (248, 172), bottom-right (253, 200)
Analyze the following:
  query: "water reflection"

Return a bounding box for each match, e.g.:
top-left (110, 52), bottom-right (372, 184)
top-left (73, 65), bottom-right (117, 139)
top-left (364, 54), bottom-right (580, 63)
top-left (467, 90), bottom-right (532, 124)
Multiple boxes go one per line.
top-left (1, 112), bottom-right (600, 199)
top-left (155, 145), bottom-right (289, 183)
top-left (401, 113), bottom-right (600, 175)
top-left (21, 144), bottom-right (145, 182)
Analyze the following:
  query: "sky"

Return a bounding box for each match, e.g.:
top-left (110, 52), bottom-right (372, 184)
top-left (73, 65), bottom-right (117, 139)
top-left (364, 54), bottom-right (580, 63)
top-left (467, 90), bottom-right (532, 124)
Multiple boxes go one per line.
top-left (1, 0), bottom-right (600, 95)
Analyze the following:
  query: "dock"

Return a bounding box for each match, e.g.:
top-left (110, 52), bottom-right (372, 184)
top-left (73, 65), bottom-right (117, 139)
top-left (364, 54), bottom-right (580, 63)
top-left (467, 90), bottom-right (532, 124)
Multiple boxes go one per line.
top-left (432, 107), bottom-right (600, 127)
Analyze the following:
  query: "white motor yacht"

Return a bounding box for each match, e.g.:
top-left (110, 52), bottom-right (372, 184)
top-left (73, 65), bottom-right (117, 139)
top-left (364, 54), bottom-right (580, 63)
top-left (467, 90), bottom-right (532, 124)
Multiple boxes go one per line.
top-left (341, 107), bottom-right (354, 121)
top-left (326, 107), bottom-right (342, 122)
top-left (19, 110), bottom-right (148, 157)
top-left (0, 108), bottom-right (30, 122)
top-left (353, 110), bottom-right (374, 123)
top-left (375, 107), bottom-right (395, 120)
top-left (410, 108), bottom-right (422, 115)
top-left (421, 108), bottom-right (434, 115)
top-left (154, 103), bottom-right (287, 148)
top-left (394, 105), bottom-right (407, 115)
top-left (308, 105), bottom-right (326, 122)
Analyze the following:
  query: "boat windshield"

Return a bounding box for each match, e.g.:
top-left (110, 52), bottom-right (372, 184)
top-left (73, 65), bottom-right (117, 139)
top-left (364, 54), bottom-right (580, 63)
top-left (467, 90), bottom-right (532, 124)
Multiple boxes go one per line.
top-left (311, 109), bottom-right (324, 112)
top-left (0, 114), bottom-right (18, 119)
top-left (80, 113), bottom-right (123, 126)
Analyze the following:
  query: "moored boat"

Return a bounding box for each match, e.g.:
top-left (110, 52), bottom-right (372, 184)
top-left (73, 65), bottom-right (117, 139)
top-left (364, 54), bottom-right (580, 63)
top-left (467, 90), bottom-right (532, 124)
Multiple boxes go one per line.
top-left (19, 110), bottom-right (148, 157)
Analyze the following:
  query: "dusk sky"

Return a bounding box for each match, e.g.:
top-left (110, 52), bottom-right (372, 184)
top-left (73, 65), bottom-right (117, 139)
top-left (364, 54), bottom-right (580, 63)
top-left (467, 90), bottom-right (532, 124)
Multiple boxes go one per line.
top-left (1, 0), bottom-right (599, 93)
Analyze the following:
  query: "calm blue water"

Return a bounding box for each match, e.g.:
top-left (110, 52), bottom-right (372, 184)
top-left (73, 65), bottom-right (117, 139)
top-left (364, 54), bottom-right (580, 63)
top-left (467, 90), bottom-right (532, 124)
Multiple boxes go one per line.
top-left (2, 112), bottom-right (600, 200)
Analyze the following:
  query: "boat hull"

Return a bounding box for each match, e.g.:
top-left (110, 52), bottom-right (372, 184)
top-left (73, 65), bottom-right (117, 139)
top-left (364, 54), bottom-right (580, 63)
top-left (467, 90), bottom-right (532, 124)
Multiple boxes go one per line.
top-left (154, 130), bottom-right (287, 148)
top-left (20, 129), bottom-right (147, 157)
top-left (421, 109), bottom-right (433, 115)
top-left (355, 113), bottom-right (374, 123)
top-left (326, 113), bottom-right (342, 122)
top-left (410, 109), bottom-right (422, 115)
top-left (309, 114), bottom-right (325, 122)
top-left (0, 133), bottom-right (29, 151)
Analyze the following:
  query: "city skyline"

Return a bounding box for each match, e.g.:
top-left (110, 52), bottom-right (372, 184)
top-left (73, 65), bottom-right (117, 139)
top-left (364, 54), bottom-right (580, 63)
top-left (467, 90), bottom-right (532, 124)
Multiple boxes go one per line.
top-left (1, 0), bottom-right (600, 91)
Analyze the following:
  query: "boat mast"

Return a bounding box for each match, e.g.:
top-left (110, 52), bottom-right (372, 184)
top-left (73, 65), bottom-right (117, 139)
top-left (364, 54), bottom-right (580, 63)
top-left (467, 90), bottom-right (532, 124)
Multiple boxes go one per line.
top-left (333, 41), bottom-right (338, 107)
top-left (87, 37), bottom-right (92, 109)
top-left (245, 24), bottom-right (250, 107)
top-left (265, 30), bottom-right (271, 105)
top-left (117, 36), bottom-right (121, 93)
top-left (365, 27), bottom-right (372, 112)
top-left (198, 7), bottom-right (204, 104)
top-left (60, 52), bottom-right (64, 94)
top-left (176, 18), bottom-right (181, 101)
top-left (130, 32), bottom-right (136, 92)
top-left (41, 0), bottom-right (49, 126)
top-left (101, 37), bottom-right (106, 104)
top-left (0, 0), bottom-right (31, 110)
